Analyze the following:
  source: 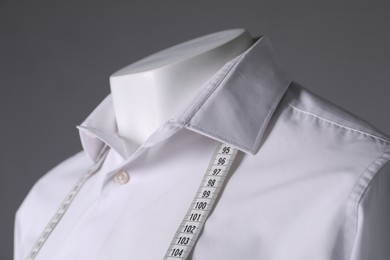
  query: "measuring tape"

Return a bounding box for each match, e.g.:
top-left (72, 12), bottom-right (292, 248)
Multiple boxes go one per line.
top-left (26, 145), bottom-right (110, 260)
top-left (164, 143), bottom-right (238, 259)
top-left (26, 143), bottom-right (238, 260)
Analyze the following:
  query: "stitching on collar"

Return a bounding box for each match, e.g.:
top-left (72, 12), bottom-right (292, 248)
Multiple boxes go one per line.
top-left (186, 123), bottom-right (253, 153)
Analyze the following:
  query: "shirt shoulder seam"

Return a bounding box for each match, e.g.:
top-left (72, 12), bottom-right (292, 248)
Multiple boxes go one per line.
top-left (344, 147), bottom-right (390, 259)
top-left (287, 102), bottom-right (390, 145)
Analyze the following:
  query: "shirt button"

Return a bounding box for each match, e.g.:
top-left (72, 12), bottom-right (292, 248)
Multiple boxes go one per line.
top-left (113, 170), bottom-right (129, 185)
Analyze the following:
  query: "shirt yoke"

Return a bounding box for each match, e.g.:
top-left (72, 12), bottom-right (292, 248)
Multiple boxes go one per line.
top-left (283, 81), bottom-right (390, 146)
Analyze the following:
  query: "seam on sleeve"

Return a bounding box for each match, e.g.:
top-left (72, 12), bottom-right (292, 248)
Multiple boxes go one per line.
top-left (344, 147), bottom-right (390, 260)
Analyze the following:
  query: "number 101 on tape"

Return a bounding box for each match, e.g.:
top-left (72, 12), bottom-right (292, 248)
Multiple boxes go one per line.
top-left (164, 143), bottom-right (238, 259)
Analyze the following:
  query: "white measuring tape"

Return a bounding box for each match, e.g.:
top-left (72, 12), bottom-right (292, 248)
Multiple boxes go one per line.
top-left (26, 145), bottom-right (110, 260)
top-left (163, 143), bottom-right (238, 259)
top-left (27, 143), bottom-right (238, 260)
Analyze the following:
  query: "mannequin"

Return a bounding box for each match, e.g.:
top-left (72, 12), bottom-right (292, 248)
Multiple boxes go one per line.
top-left (16, 25), bottom-right (390, 260)
top-left (110, 28), bottom-right (253, 156)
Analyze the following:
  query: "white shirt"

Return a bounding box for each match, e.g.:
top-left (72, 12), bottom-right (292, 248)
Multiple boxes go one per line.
top-left (15, 36), bottom-right (390, 260)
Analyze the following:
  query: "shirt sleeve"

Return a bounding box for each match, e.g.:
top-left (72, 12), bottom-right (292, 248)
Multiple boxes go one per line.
top-left (350, 157), bottom-right (390, 260)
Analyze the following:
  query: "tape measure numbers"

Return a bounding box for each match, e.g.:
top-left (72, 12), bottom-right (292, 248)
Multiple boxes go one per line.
top-left (27, 143), bottom-right (238, 260)
top-left (164, 143), bottom-right (238, 259)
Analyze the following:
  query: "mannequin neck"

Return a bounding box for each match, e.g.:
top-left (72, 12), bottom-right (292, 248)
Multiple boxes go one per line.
top-left (109, 29), bottom-right (253, 153)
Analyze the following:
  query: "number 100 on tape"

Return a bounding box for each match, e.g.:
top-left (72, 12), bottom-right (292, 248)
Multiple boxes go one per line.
top-left (164, 143), bottom-right (238, 259)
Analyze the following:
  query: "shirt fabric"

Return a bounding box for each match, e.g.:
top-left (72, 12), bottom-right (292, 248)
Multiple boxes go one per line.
top-left (15, 36), bottom-right (390, 260)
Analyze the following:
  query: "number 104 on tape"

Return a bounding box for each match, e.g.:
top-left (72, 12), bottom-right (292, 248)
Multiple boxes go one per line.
top-left (164, 143), bottom-right (238, 259)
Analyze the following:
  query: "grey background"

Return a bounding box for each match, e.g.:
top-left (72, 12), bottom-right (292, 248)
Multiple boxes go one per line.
top-left (1, 0), bottom-right (389, 258)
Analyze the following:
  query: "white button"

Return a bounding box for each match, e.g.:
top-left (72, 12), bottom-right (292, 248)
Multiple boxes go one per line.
top-left (114, 170), bottom-right (129, 185)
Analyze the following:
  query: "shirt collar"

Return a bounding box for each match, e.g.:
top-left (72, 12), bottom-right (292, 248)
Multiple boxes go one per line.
top-left (77, 35), bottom-right (292, 162)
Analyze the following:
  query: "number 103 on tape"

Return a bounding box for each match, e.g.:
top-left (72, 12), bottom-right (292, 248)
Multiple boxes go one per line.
top-left (164, 143), bottom-right (238, 259)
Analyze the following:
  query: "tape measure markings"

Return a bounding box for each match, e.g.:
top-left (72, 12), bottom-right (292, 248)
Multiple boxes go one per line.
top-left (27, 143), bottom-right (238, 260)
top-left (164, 143), bottom-right (238, 260)
top-left (26, 145), bottom-right (109, 260)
